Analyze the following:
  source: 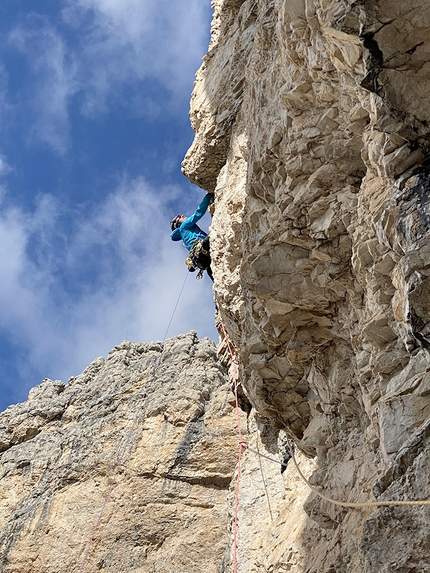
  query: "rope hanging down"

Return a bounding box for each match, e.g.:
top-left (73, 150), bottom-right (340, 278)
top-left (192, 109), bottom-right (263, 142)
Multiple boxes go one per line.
top-left (79, 271), bottom-right (189, 573)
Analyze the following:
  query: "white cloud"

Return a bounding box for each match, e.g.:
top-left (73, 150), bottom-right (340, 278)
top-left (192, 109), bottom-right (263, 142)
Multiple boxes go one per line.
top-left (0, 177), bottom-right (216, 392)
top-left (0, 2), bottom-right (215, 409)
top-left (63, 0), bottom-right (211, 116)
top-left (8, 17), bottom-right (77, 154)
top-left (5, 0), bottom-right (210, 152)
top-left (0, 155), bottom-right (12, 177)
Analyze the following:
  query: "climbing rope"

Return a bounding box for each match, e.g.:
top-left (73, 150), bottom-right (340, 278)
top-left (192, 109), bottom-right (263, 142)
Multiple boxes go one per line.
top-left (256, 434), bottom-right (274, 523)
top-left (285, 440), bottom-right (430, 509)
top-left (231, 361), bottom-right (243, 571)
top-left (219, 319), bottom-right (430, 572)
top-left (78, 270), bottom-right (189, 573)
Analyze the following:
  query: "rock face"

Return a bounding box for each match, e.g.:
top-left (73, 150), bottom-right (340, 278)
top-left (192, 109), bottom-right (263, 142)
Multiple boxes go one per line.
top-left (0, 333), bottom-right (240, 572)
top-left (183, 0), bottom-right (430, 571)
top-left (3, 2), bottom-right (430, 572)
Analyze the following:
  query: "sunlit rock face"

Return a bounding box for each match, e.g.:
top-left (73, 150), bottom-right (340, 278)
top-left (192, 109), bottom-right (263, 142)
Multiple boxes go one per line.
top-left (0, 333), bottom-right (239, 573)
top-left (184, 0), bottom-right (430, 571)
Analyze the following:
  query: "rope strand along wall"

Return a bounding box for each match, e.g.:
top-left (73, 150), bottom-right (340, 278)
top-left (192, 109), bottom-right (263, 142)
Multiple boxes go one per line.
top-left (240, 441), bottom-right (430, 508)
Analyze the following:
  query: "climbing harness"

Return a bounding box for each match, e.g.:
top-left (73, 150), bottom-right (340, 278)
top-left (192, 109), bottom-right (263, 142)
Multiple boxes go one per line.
top-left (219, 320), bottom-right (430, 572)
top-left (185, 239), bottom-right (210, 280)
top-left (78, 271), bottom-right (189, 573)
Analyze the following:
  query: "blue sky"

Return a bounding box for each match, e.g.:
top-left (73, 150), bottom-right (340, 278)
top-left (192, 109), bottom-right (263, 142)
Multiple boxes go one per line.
top-left (0, 0), bottom-right (216, 412)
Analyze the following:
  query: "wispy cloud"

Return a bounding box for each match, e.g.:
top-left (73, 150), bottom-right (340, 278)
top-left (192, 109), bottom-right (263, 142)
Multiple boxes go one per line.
top-left (0, 178), bottom-right (216, 397)
top-left (66, 0), bottom-right (209, 85)
top-left (8, 16), bottom-right (78, 154)
top-left (5, 0), bottom-right (209, 153)
top-left (63, 0), bottom-right (210, 116)
top-left (0, 1), bottom-right (214, 411)
top-left (0, 155), bottom-right (12, 176)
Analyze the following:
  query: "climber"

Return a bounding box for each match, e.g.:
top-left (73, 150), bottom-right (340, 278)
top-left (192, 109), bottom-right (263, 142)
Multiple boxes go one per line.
top-left (170, 193), bottom-right (214, 281)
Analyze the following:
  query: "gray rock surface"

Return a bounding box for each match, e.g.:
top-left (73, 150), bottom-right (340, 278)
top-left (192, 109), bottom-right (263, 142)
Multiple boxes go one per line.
top-left (183, 0), bottom-right (430, 571)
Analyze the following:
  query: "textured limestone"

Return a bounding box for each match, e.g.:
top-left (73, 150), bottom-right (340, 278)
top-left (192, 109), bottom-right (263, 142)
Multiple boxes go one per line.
top-left (0, 332), bottom-right (320, 573)
top-left (3, 1), bottom-right (430, 571)
top-left (0, 333), bottom-right (240, 573)
top-left (183, 0), bottom-right (430, 571)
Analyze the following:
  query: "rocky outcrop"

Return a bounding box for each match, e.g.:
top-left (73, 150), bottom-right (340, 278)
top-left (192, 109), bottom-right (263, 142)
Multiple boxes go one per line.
top-left (183, 0), bottom-right (430, 571)
top-left (0, 333), bottom-right (240, 572)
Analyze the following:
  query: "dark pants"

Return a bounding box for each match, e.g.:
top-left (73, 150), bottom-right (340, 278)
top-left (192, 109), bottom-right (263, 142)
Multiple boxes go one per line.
top-left (196, 236), bottom-right (214, 281)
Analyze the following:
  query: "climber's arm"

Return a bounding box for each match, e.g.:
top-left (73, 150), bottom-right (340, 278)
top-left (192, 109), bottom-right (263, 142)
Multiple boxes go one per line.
top-left (182, 194), bottom-right (212, 228)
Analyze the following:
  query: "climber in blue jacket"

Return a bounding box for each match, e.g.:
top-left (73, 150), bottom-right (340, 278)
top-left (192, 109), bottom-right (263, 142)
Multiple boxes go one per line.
top-left (170, 193), bottom-right (214, 281)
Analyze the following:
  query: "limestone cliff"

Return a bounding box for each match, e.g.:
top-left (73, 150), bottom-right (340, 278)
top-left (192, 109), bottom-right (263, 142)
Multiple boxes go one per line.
top-left (183, 0), bottom-right (430, 571)
top-left (0, 334), bottom-right (239, 572)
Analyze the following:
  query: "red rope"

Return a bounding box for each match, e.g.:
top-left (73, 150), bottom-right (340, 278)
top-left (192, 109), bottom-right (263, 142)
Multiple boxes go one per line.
top-left (234, 444), bottom-right (244, 573)
top-left (232, 357), bottom-right (244, 573)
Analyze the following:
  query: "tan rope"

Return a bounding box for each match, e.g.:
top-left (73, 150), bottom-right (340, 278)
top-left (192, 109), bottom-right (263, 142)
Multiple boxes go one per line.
top-left (285, 441), bottom-right (430, 509)
top-left (78, 271), bottom-right (190, 572)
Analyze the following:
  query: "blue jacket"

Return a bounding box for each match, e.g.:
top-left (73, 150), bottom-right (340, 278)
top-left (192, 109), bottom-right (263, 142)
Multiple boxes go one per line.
top-left (170, 194), bottom-right (211, 251)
